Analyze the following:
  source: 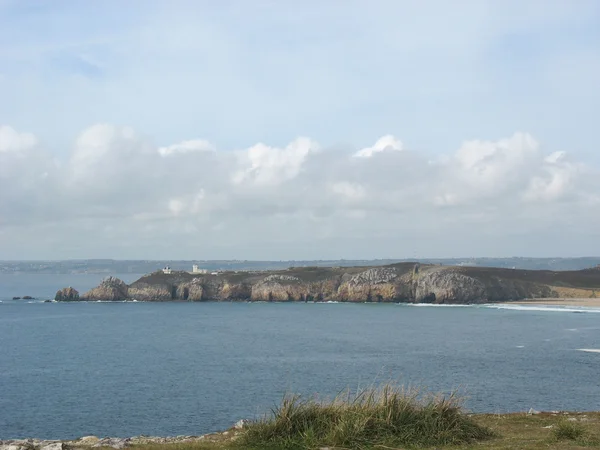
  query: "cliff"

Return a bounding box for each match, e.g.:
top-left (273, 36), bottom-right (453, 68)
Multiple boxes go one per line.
top-left (60, 263), bottom-right (600, 304)
top-left (80, 276), bottom-right (129, 301)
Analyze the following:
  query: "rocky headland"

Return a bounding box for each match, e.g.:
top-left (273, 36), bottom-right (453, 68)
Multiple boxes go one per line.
top-left (55, 263), bottom-right (600, 304)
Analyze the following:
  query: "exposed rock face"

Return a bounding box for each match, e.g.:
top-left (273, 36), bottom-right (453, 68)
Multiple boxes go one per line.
top-left (81, 276), bottom-right (128, 301)
top-left (414, 269), bottom-right (486, 304)
top-left (54, 287), bottom-right (79, 302)
top-left (338, 267), bottom-right (400, 302)
top-left (128, 282), bottom-right (172, 301)
top-left (59, 263), bottom-right (600, 304)
top-left (176, 278), bottom-right (204, 301)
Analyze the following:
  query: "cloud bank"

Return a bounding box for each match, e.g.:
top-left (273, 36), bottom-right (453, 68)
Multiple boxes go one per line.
top-left (1, 124), bottom-right (598, 259)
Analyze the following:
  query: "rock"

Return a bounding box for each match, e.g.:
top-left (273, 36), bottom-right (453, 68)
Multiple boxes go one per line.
top-left (77, 436), bottom-right (99, 445)
top-left (22, 296), bottom-right (34, 300)
top-left (41, 443), bottom-right (64, 450)
top-left (176, 279), bottom-right (204, 301)
top-left (82, 277), bottom-right (128, 301)
top-left (234, 419), bottom-right (250, 429)
top-left (0, 441), bottom-right (35, 450)
top-left (55, 287), bottom-right (80, 302)
top-left (92, 438), bottom-right (130, 449)
top-left (0, 445), bottom-right (23, 450)
top-left (12, 296), bottom-right (21, 300)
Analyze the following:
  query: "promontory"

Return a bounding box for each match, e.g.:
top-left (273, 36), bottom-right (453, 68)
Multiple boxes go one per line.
top-left (55, 263), bottom-right (600, 304)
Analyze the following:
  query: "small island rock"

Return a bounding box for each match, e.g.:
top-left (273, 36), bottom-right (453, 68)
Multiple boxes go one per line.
top-left (54, 287), bottom-right (80, 302)
top-left (81, 276), bottom-right (128, 301)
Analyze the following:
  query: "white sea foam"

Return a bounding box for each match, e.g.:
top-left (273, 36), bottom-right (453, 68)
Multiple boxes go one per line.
top-left (578, 349), bottom-right (600, 354)
top-left (484, 304), bottom-right (600, 314)
top-left (401, 303), bottom-right (472, 308)
top-left (516, 345), bottom-right (525, 348)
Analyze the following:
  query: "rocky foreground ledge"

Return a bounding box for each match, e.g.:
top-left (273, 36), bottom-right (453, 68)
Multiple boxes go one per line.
top-left (0, 434), bottom-right (230, 450)
top-left (0, 421), bottom-right (249, 450)
top-left (56, 263), bottom-right (600, 304)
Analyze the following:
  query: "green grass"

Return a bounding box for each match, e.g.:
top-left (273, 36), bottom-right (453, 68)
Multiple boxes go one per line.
top-left (122, 412), bottom-right (600, 450)
top-left (550, 419), bottom-right (600, 446)
top-left (236, 383), bottom-right (493, 449)
top-left (553, 420), bottom-right (586, 441)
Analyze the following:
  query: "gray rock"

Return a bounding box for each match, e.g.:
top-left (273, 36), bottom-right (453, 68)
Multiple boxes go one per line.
top-left (1, 443), bottom-right (35, 450)
top-left (41, 443), bottom-right (64, 450)
top-left (92, 438), bottom-right (130, 449)
top-left (55, 287), bottom-right (80, 302)
top-left (0, 445), bottom-right (24, 450)
top-left (234, 419), bottom-right (250, 429)
top-left (82, 277), bottom-right (128, 301)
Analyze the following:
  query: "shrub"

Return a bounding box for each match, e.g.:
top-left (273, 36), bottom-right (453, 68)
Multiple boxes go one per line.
top-left (239, 383), bottom-right (493, 449)
top-left (552, 420), bottom-right (585, 441)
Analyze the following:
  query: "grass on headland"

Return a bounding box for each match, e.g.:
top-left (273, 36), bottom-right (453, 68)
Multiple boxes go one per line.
top-left (124, 385), bottom-right (600, 450)
top-left (237, 383), bottom-right (491, 449)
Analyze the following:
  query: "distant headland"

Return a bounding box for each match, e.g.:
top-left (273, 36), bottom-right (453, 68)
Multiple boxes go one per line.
top-left (55, 262), bottom-right (600, 304)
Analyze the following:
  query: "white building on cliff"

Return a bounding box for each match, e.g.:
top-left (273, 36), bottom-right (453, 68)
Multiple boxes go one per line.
top-left (192, 264), bottom-right (208, 274)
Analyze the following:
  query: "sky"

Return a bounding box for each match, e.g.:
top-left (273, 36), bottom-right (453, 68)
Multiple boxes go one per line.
top-left (1, 0), bottom-right (599, 260)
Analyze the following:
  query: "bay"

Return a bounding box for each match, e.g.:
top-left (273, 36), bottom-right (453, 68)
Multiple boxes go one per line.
top-left (1, 274), bottom-right (599, 440)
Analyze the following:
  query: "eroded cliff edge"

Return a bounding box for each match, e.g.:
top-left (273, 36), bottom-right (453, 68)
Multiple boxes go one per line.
top-left (57, 263), bottom-right (600, 304)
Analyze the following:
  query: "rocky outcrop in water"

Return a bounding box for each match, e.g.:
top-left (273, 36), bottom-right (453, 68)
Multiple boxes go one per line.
top-left (55, 262), bottom-right (600, 304)
top-left (80, 277), bottom-right (128, 301)
top-left (54, 287), bottom-right (79, 302)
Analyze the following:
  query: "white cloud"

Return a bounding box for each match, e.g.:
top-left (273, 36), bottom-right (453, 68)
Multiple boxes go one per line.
top-left (158, 139), bottom-right (215, 156)
top-left (331, 182), bottom-right (366, 201)
top-left (231, 137), bottom-right (319, 186)
top-left (524, 151), bottom-right (579, 202)
top-left (0, 125), bottom-right (37, 153)
top-left (354, 135), bottom-right (403, 158)
top-left (1, 124), bottom-right (599, 258)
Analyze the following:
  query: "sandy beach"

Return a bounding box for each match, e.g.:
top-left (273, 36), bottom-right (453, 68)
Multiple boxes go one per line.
top-left (514, 298), bottom-right (600, 307)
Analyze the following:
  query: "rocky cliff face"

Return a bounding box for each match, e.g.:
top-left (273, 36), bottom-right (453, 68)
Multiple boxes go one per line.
top-left (81, 276), bottom-right (129, 301)
top-left (56, 263), bottom-right (599, 304)
top-left (54, 286), bottom-right (79, 302)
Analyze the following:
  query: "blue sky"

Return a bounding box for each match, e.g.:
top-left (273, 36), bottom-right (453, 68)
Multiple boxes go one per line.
top-left (2, 0), bottom-right (599, 158)
top-left (1, 1), bottom-right (599, 259)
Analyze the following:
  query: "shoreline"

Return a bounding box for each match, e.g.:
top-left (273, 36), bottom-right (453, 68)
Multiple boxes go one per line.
top-left (513, 297), bottom-right (600, 307)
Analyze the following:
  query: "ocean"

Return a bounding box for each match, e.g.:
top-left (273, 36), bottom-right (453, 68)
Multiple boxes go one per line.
top-left (1, 273), bottom-right (599, 440)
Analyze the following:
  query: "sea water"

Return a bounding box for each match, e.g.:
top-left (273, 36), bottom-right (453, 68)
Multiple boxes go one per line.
top-left (1, 274), bottom-right (600, 439)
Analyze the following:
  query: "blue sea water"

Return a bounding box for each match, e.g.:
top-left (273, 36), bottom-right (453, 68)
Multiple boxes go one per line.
top-left (1, 274), bottom-right (600, 440)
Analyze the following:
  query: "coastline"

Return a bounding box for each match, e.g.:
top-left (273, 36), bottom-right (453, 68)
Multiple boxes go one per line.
top-left (54, 263), bottom-right (600, 304)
